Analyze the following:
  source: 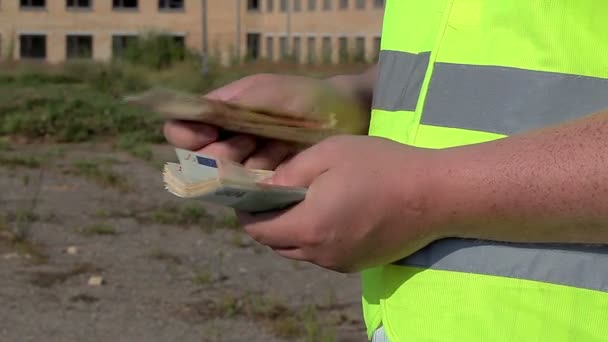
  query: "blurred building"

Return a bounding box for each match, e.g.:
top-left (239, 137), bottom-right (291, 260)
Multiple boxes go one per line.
top-left (0, 0), bottom-right (385, 65)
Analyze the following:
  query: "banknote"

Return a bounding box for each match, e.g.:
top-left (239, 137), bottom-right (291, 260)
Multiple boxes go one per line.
top-left (163, 148), bottom-right (307, 213)
top-left (124, 88), bottom-right (341, 146)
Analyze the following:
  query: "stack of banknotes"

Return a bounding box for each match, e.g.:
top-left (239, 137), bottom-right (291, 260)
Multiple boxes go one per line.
top-left (163, 148), bottom-right (307, 213)
top-left (125, 87), bottom-right (346, 212)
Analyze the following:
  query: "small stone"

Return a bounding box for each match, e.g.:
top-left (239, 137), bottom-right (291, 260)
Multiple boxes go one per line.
top-left (66, 246), bottom-right (79, 255)
top-left (88, 275), bottom-right (104, 286)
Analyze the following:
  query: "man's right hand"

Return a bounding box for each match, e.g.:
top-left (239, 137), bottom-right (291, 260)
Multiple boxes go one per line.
top-left (163, 71), bottom-right (375, 170)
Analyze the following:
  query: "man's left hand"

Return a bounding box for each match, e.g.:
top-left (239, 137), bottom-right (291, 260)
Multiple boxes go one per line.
top-left (238, 135), bottom-right (446, 273)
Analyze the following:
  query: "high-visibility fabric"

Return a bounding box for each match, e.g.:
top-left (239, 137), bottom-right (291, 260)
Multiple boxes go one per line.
top-left (364, 0), bottom-right (608, 341)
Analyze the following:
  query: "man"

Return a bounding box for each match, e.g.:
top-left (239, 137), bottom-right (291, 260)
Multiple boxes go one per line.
top-left (164, 0), bottom-right (608, 340)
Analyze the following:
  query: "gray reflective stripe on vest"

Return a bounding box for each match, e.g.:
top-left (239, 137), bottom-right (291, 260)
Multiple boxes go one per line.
top-left (422, 63), bottom-right (608, 134)
top-left (372, 50), bottom-right (430, 112)
top-left (394, 238), bottom-right (608, 292)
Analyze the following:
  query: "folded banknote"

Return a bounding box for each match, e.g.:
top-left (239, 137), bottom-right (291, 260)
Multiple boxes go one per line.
top-left (163, 148), bottom-right (307, 213)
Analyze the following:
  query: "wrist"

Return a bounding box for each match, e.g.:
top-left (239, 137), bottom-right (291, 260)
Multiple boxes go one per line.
top-left (326, 71), bottom-right (376, 113)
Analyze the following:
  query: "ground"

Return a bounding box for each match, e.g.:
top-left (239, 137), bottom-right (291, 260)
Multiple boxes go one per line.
top-left (0, 142), bottom-right (366, 342)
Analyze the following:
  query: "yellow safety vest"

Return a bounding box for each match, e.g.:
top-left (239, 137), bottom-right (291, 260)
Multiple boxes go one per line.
top-left (364, 0), bottom-right (608, 341)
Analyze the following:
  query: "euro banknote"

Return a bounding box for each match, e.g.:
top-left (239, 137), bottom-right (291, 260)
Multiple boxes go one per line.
top-left (124, 88), bottom-right (341, 146)
top-left (163, 148), bottom-right (306, 213)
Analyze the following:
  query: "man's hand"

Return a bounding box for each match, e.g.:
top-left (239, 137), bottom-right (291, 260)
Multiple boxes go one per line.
top-left (163, 71), bottom-right (375, 170)
top-left (238, 135), bottom-right (446, 273)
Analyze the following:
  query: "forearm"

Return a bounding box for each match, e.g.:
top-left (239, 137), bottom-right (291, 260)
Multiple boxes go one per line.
top-left (326, 64), bottom-right (378, 113)
top-left (431, 108), bottom-right (608, 244)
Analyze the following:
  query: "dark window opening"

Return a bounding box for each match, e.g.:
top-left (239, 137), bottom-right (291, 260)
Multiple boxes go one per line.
top-left (308, 0), bottom-right (316, 11)
top-left (21, 0), bottom-right (46, 8)
top-left (67, 0), bottom-right (91, 8)
top-left (356, 0), bottom-right (364, 9)
top-left (339, 0), bottom-right (348, 9)
top-left (113, 0), bottom-right (137, 9)
top-left (246, 33), bottom-right (261, 60)
top-left (307, 36), bottom-right (316, 64)
top-left (338, 36), bottom-right (348, 63)
top-left (247, 0), bottom-right (260, 11)
top-left (322, 36), bottom-right (331, 63)
top-left (20, 35), bottom-right (46, 59)
top-left (266, 36), bottom-right (274, 60)
top-left (112, 35), bottom-right (138, 58)
top-left (323, 0), bottom-right (331, 10)
top-left (373, 0), bottom-right (384, 8)
top-left (280, 0), bottom-right (288, 12)
top-left (294, 0), bottom-right (301, 11)
top-left (266, 0), bottom-right (274, 12)
top-left (159, 0), bottom-right (183, 10)
top-left (67, 35), bottom-right (93, 59)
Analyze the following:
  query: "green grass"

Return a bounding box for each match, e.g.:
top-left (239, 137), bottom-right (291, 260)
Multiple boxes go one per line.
top-left (149, 203), bottom-right (211, 226)
top-left (182, 291), bottom-right (336, 340)
top-left (0, 154), bottom-right (42, 169)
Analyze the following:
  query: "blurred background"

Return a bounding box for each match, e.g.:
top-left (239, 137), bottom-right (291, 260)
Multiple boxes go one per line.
top-left (0, 1), bottom-right (383, 341)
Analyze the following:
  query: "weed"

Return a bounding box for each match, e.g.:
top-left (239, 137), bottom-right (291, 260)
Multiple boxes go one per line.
top-left (0, 154), bottom-right (41, 169)
top-left (0, 138), bottom-right (11, 151)
top-left (81, 223), bottom-right (118, 236)
top-left (150, 203), bottom-right (210, 226)
top-left (228, 234), bottom-right (252, 248)
top-left (216, 212), bottom-right (240, 229)
top-left (68, 161), bottom-right (131, 192)
top-left (192, 271), bottom-right (214, 285)
top-left (0, 215), bottom-right (48, 264)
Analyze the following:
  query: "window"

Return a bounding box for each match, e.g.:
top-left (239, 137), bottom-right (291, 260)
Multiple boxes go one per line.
top-left (280, 0), bottom-right (287, 12)
top-left (323, 0), bottom-right (331, 10)
top-left (246, 33), bottom-right (261, 60)
top-left (373, 36), bottom-right (381, 60)
top-left (113, 0), bottom-right (137, 9)
top-left (266, 36), bottom-right (274, 60)
top-left (20, 34), bottom-right (46, 59)
top-left (247, 0), bottom-right (260, 11)
top-left (339, 0), bottom-right (348, 9)
top-left (294, 0), bottom-right (301, 11)
top-left (322, 36), bottom-right (331, 63)
top-left (307, 36), bottom-right (316, 64)
top-left (267, 0), bottom-right (274, 12)
top-left (112, 35), bottom-right (137, 58)
top-left (293, 36), bottom-right (301, 62)
top-left (338, 36), bottom-right (348, 63)
top-left (66, 35), bottom-right (92, 59)
top-left (67, 0), bottom-right (91, 9)
top-left (355, 36), bottom-right (365, 62)
top-left (355, 0), bottom-right (364, 9)
top-left (159, 0), bottom-right (183, 10)
top-left (279, 36), bottom-right (288, 60)
top-left (308, 0), bottom-right (316, 11)
top-left (20, 0), bottom-right (45, 8)
top-left (373, 0), bottom-right (384, 8)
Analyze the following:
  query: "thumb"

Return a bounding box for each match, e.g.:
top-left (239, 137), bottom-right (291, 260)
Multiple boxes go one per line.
top-left (262, 143), bottom-right (333, 188)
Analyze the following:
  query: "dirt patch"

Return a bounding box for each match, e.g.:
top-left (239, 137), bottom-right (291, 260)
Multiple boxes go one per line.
top-left (0, 143), bottom-right (365, 342)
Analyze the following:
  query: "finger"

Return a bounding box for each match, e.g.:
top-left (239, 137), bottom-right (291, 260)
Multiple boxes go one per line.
top-left (198, 134), bottom-right (258, 163)
top-left (272, 248), bottom-right (310, 262)
top-left (163, 120), bottom-right (219, 151)
top-left (205, 74), bottom-right (267, 101)
top-left (238, 201), bottom-right (313, 248)
top-left (243, 140), bottom-right (294, 170)
top-left (266, 141), bottom-right (336, 188)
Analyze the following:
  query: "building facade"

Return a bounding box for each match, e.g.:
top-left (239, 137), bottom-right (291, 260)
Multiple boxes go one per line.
top-left (0, 0), bottom-right (384, 65)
